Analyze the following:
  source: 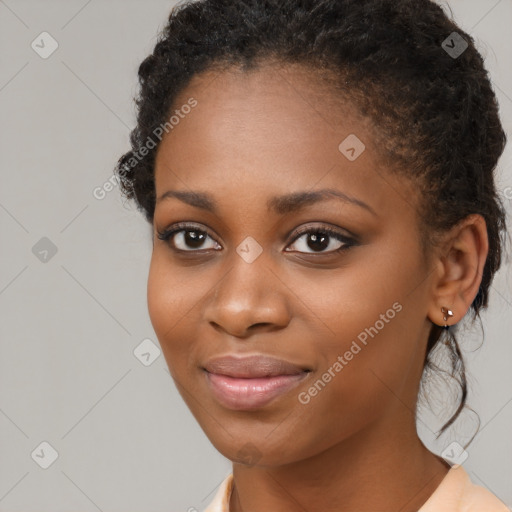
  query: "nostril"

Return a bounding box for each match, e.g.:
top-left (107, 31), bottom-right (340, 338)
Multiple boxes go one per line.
top-left (249, 322), bottom-right (272, 329)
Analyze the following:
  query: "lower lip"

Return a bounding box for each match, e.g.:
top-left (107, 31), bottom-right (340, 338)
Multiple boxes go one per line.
top-left (204, 371), bottom-right (308, 410)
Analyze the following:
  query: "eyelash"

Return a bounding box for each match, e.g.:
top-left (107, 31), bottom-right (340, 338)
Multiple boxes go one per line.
top-left (156, 221), bottom-right (356, 255)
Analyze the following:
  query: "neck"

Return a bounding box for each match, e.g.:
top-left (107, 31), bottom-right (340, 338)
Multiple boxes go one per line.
top-left (229, 407), bottom-right (451, 512)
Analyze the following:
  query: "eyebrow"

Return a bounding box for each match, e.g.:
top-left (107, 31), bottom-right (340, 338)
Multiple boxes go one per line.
top-left (156, 188), bottom-right (377, 216)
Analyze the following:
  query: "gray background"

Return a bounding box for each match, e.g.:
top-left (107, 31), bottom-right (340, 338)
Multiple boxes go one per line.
top-left (0, 0), bottom-right (511, 510)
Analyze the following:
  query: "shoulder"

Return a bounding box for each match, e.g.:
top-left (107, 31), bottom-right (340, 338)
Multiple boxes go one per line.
top-left (461, 480), bottom-right (510, 512)
top-left (202, 473), bottom-right (233, 512)
top-left (419, 464), bottom-right (509, 512)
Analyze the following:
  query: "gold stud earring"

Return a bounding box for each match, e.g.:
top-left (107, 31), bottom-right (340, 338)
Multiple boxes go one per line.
top-left (441, 306), bottom-right (454, 330)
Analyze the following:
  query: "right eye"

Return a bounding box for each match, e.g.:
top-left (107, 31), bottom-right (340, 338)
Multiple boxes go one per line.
top-left (157, 222), bottom-right (222, 252)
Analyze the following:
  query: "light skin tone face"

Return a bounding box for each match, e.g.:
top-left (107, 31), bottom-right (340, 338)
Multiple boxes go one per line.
top-left (147, 62), bottom-right (488, 512)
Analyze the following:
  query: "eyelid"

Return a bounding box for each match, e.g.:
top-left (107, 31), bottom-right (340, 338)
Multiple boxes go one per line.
top-left (158, 221), bottom-right (215, 236)
top-left (287, 222), bottom-right (355, 243)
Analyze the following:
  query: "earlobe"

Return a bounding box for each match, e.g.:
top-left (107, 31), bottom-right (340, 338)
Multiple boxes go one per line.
top-left (428, 305), bottom-right (455, 329)
top-left (441, 306), bottom-right (454, 329)
top-left (426, 214), bottom-right (489, 328)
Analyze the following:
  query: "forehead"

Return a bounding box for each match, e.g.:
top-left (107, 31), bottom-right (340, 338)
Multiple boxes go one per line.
top-left (153, 63), bottom-right (416, 222)
top-left (157, 62), bottom-right (371, 155)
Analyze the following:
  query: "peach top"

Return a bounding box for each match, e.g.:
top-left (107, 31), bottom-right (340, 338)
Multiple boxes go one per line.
top-left (203, 465), bottom-right (509, 511)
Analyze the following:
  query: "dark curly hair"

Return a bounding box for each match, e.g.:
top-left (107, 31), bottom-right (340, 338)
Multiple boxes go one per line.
top-left (114, 0), bottom-right (508, 444)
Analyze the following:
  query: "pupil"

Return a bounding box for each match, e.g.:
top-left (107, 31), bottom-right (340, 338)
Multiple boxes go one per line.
top-left (185, 230), bottom-right (205, 248)
top-left (308, 232), bottom-right (329, 251)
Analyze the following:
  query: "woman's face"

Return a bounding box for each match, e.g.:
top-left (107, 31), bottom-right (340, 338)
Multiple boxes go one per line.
top-left (148, 63), bottom-right (437, 466)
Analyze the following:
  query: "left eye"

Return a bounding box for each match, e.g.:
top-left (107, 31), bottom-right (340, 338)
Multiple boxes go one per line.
top-left (286, 228), bottom-right (352, 254)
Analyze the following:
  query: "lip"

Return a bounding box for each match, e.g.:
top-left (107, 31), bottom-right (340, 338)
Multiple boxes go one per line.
top-left (203, 354), bottom-right (309, 378)
top-left (202, 354), bottom-right (311, 410)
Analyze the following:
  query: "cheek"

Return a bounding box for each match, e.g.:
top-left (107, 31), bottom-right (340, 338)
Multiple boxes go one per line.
top-left (288, 257), bottom-right (406, 350)
top-left (147, 256), bottom-right (173, 335)
top-left (289, 250), bottom-right (422, 408)
top-left (288, 316), bottom-right (415, 462)
top-left (146, 254), bottom-right (193, 366)
top-left (147, 251), bottom-right (199, 328)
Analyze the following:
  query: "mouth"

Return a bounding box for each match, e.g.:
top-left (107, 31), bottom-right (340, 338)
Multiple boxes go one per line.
top-left (202, 354), bottom-right (311, 410)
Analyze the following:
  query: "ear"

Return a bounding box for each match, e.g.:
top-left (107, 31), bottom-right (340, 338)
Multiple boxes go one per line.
top-left (427, 214), bottom-right (489, 327)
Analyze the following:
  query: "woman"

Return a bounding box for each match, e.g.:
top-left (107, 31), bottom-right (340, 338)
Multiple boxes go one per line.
top-left (115, 0), bottom-right (509, 510)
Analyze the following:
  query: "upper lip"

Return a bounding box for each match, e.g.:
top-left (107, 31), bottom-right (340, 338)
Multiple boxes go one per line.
top-left (203, 354), bottom-right (310, 378)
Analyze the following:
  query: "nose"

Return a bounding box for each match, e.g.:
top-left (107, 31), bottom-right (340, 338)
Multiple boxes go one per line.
top-left (203, 255), bottom-right (291, 339)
